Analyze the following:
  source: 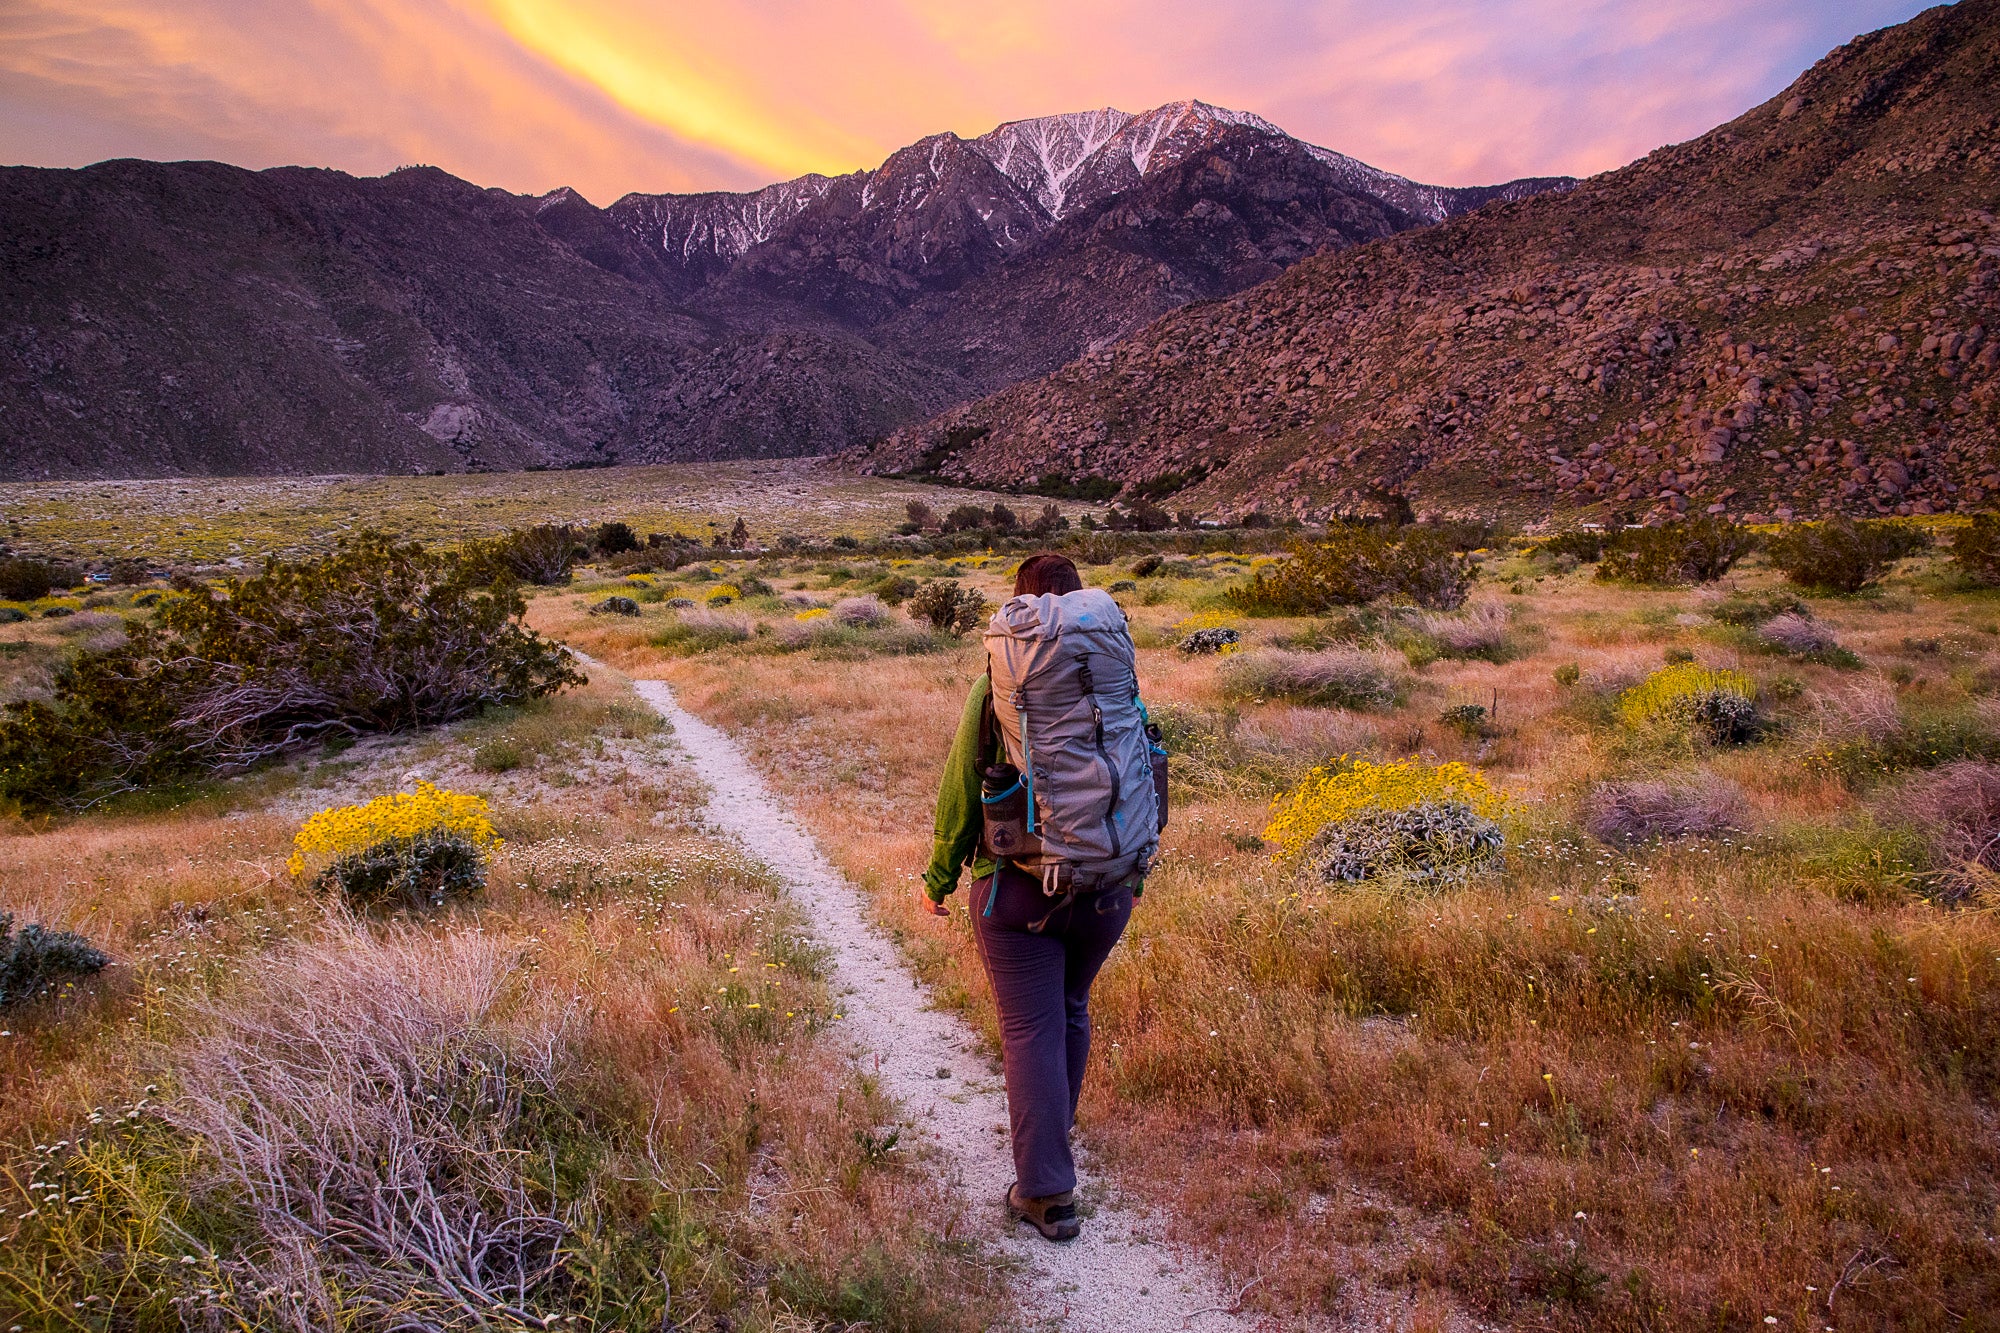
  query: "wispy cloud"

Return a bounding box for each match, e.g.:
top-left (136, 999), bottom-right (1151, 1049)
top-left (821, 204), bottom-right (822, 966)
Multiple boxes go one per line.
top-left (0, 0), bottom-right (1938, 201)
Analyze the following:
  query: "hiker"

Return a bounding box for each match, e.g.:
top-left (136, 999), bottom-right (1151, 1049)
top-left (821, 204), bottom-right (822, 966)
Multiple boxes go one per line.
top-left (920, 551), bottom-right (1166, 1243)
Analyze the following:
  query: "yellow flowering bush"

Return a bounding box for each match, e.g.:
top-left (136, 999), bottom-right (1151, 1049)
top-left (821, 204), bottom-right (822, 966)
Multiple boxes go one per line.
top-left (1618, 663), bottom-right (1759, 744)
top-left (1173, 609), bottom-right (1238, 635)
top-left (794, 607), bottom-right (829, 622)
top-left (705, 584), bottom-right (742, 605)
top-left (1264, 758), bottom-right (1510, 860)
top-left (1264, 757), bottom-right (1511, 886)
top-left (287, 782), bottom-right (500, 878)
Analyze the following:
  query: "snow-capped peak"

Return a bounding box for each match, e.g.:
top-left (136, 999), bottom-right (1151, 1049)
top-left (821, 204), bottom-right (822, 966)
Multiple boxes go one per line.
top-left (974, 108), bottom-right (1135, 214)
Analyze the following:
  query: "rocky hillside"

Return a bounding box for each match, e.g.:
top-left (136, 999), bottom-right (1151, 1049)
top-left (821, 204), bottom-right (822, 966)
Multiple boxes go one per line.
top-left (0, 103), bottom-right (1561, 480)
top-left (856, 1), bottom-right (2000, 525)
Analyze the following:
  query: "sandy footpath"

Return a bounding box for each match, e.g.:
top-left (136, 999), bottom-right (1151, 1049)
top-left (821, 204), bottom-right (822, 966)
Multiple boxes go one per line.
top-left (631, 678), bottom-right (1275, 1333)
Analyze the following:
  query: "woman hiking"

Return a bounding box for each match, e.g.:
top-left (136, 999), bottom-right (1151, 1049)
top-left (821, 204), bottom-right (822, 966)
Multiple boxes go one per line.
top-left (920, 551), bottom-right (1165, 1243)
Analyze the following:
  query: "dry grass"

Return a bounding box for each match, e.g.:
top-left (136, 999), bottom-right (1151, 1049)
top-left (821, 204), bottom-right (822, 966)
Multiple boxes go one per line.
top-left (561, 540), bottom-right (2000, 1328)
top-left (1582, 776), bottom-right (1749, 844)
top-left (0, 675), bottom-right (1000, 1331)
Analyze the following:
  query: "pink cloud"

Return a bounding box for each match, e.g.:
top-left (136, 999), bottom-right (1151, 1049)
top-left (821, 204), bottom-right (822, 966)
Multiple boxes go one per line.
top-left (0, 0), bottom-right (1938, 200)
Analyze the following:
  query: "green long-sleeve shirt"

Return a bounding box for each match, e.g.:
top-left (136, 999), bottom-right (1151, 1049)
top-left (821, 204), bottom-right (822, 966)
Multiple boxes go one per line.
top-left (923, 674), bottom-right (999, 903)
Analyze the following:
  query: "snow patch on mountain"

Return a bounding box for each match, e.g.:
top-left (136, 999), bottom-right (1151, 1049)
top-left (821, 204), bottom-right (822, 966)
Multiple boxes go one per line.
top-left (612, 174), bottom-right (838, 263)
top-left (975, 108), bottom-right (1132, 214)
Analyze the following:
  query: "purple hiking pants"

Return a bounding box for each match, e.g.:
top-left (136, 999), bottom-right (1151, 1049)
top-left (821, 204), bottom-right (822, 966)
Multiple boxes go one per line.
top-left (970, 867), bottom-right (1135, 1199)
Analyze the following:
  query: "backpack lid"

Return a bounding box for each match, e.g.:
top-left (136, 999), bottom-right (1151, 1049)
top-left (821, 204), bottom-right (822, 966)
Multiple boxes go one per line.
top-left (987, 587), bottom-right (1128, 644)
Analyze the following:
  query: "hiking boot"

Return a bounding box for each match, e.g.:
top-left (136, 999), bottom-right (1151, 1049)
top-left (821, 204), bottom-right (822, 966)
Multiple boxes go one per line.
top-left (1006, 1182), bottom-right (1080, 1242)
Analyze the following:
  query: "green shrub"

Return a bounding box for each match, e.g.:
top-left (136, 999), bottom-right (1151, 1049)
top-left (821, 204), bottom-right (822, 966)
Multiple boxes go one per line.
top-left (0, 533), bottom-right (582, 812)
top-left (0, 911), bottom-right (110, 1007)
top-left (1618, 663), bottom-right (1759, 745)
top-left (1949, 513), bottom-right (2000, 586)
top-left (1229, 527), bottom-right (1473, 613)
top-left (472, 739), bottom-right (526, 773)
top-left (0, 557), bottom-right (74, 602)
top-left (1709, 591), bottom-right (1810, 626)
top-left (472, 525), bottom-right (579, 585)
top-left (1595, 517), bottom-right (1754, 585)
top-left (1765, 517), bottom-right (1932, 592)
top-left (1532, 530), bottom-right (1607, 563)
top-left (870, 574), bottom-right (918, 604)
top-left (313, 829), bottom-right (488, 910)
top-left (1810, 704), bottom-right (2000, 787)
top-left (908, 580), bottom-right (990, 635)
top-left (1303, 803), bottom-right (1506, 886)
top-left (1438, 703), bottom-right (1489, 738)
top-left (592, 521), bottom-right (640, 555)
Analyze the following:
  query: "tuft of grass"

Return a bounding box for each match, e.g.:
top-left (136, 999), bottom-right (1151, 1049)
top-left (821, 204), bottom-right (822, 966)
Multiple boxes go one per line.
top-left (1217, 649), bottom-right (1403, 710)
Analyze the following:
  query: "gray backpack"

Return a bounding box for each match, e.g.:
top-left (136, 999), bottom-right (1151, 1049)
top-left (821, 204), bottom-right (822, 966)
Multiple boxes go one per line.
top-left (980, 588), bottom-right (1164, 892)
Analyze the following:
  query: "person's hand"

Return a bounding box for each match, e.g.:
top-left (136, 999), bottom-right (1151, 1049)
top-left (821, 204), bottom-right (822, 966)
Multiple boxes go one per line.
top-left (919, 885), bottom-right (950, 917)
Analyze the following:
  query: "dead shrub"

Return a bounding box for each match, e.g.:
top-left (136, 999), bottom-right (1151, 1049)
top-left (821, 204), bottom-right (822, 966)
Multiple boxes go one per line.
top-left (650, 608), bottom-right (753, 654)
top-left (1217, 649), bottom-right (1403, 710)
top-left (167, 925), bottom-right (570, 1327)
top-left (1404, 601), bottom-right (1513, 661)
top-left (1875, 760), bottom-right (2000, 901)
top-left (830, 594), bottom-right (889, 628)
top-left (1583, 777), bottom-right (1749, 844)
top-left (1756, 611), bottom-right (1841, 657)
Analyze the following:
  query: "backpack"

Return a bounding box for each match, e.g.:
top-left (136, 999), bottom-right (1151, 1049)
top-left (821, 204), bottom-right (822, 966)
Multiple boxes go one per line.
top-left (979, 588), bottom-right (1165, 892)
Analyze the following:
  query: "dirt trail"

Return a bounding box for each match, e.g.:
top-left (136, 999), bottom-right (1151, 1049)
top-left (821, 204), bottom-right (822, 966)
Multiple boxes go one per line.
top-left (631, 678), bottom-right (1272, 1333)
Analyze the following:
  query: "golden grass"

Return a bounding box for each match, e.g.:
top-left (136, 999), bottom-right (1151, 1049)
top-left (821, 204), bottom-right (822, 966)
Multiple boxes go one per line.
top-left (565, 544), bottom-right (2000, 1328)
top-left (0, 678), bottom-right (1000, 1331)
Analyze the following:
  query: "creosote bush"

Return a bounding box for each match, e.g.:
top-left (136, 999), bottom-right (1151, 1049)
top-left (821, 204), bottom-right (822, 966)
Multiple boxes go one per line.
top-left (592, 521), bottom-right (640, 556)
top-left (0, 556), bottom-right (75, 602)
top-left (1617, 662), bottom-right (1759, 744)
top-left (907, 580), bottom-right (990, 635)
top-left (1595, 516), bottom-right (1754, 585)
top-left (0, 911), bottom-right (110, 1008)
top-left (472, 524), bottom-right (579, 585)
top-left (0, 534), bottom-right (582, 811)
top-left (1229, 526), bottom-right (1473, 614)
top-left (1531, 529), bottom-right (1607, 563)
top-left (1948, 511), bottom-right (2000, 586)
top-left (1765, 516), bottom-right (1932, 592)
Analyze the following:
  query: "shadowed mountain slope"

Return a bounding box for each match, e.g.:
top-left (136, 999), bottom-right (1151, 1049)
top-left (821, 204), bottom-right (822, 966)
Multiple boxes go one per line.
top-left (0, 103), bottom-right (1563, 480)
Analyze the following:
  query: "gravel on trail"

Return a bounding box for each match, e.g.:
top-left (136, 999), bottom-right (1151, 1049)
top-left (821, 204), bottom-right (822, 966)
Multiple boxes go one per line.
top-left (631, 678), bottom-right (1274, 1333)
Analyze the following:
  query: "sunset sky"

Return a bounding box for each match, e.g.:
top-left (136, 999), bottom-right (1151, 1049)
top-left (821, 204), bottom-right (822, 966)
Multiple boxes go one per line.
top-left (1, 0), bottom-right (1940, 203)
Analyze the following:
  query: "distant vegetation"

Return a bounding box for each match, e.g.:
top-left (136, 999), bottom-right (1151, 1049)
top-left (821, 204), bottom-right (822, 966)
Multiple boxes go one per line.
top-left (0, 534), bottom-right (581, 812)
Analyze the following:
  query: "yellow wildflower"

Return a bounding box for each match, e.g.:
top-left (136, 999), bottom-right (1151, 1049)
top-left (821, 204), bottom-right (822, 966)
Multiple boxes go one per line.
top-left (287, 781), bottom-right (500, 877)
top-left (1262, 756), bottom-right (1511, 861)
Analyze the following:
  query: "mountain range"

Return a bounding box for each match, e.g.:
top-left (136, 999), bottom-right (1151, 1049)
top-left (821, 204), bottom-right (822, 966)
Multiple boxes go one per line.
top-left (0, 101), bottom-right (1566, 480)
top-left (855, 0), bottom-right (2000, 524)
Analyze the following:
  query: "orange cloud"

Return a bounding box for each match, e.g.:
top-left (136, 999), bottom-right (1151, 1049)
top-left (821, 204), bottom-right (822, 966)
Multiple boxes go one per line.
top-left (0, 0), bottom-right (1935, 202)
